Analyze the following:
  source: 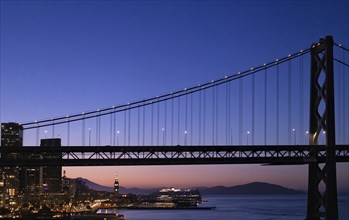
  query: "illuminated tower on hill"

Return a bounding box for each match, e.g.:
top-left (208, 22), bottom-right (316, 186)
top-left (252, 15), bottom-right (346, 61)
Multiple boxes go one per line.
top-left (114, 174), bottom-right (119, 195)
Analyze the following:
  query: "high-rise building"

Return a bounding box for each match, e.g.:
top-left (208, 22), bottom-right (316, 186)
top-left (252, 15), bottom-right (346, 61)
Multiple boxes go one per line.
top-left (0, 122), bottom-right (23, 208)
top-left (22, 166), bottom-right (41, 204)
top-left (1, 122), bottom-right (23, 147)
top-left (40, 138), bottom-right (62, 193)
top-left (114, 174), bottom-right (119, 195)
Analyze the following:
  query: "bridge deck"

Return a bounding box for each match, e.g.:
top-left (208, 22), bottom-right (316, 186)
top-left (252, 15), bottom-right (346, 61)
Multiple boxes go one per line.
top-left (0, 145), bottom-right (348, 167)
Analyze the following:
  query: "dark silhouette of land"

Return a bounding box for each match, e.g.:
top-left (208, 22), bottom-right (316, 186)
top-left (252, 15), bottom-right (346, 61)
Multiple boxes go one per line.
top-left (76, 177), bottom-right (304, 195)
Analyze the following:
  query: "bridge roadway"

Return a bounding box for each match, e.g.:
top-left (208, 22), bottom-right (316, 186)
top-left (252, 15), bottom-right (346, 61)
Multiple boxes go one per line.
top-left (0, 145), bottom-right (348, 167)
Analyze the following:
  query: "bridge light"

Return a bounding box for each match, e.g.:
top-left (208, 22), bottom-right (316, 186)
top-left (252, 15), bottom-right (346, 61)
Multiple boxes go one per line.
top-left (292, 129), bottom-right (296, 145)
top-left (246, 131), bottom-right (251, 145)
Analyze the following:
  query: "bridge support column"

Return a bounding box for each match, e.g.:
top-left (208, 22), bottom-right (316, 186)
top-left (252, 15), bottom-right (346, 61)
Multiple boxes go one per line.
top-left (306, 36), bottom-right (338, 220)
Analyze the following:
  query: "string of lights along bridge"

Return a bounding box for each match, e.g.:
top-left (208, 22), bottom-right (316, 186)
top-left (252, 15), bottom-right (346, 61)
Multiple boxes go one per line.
top-left (17, 37), bottom-right (349, 149)
top-left (2, 36), bottom-right (349, 220)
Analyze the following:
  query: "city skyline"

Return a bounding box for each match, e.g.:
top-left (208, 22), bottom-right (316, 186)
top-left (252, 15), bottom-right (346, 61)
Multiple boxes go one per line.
top-left (1, 0), bottom-right (349, 191)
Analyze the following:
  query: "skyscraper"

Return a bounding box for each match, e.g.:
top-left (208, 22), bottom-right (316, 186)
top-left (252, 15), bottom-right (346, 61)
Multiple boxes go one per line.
top-left (40, 138), bottom-right (62, 193)
top-left (0, 122), bottom-right (23, 208)
top-left (1, 122), bottom-right (23, 147)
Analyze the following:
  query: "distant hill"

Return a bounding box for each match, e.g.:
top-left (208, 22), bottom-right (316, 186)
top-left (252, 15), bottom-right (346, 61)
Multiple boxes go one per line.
top-left (198, 182), bottom-right (304, 195)
top-left (75, 178), bottom-right (303, 195)
top-left (76, 177), bottom-right (159, 194)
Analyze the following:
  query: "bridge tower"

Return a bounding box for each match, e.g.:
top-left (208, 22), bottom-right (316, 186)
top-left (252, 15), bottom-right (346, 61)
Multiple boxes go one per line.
top-left (307, 36), bottom-right (338, 220)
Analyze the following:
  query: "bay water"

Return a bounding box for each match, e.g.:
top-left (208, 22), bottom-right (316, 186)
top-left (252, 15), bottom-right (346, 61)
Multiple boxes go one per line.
top-left (119, 194), bottom-right (349, 220)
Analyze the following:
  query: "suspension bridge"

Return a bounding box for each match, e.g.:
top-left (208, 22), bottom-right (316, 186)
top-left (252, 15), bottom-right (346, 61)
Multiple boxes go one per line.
top-left (1, 36), bottom-right (349, 219)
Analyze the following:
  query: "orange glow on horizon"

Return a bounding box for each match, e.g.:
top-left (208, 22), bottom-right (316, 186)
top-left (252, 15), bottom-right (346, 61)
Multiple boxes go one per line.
top-left (64, 165), bottom-right (311, 190)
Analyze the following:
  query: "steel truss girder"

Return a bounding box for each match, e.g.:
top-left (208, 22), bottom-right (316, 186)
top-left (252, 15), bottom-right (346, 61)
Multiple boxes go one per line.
top-left (307, 36), bottom-right (338, 220)
top-left (0, 145), bottom-right (349, 167)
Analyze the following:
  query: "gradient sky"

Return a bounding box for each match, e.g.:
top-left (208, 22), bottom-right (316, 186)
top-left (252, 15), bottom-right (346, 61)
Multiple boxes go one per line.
top-left (1, 0), bottom-right (349, 190)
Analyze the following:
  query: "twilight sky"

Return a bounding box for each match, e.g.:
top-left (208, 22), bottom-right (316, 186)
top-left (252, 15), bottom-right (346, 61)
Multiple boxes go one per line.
top-left (1, 0), bottom-right (349, 190)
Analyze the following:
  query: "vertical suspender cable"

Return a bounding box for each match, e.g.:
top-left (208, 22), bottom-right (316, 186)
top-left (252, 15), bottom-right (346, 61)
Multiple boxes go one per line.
top-left (143, 103), bottom-right (146, 146)
top-left (239, 77), bottom-right (242, 145)
top-left (113, 109), bottom-right (116, 146)
top-left (178, 96), bottom-right (180, 145)
top-left (138, 107), bottom-right (140, 146)
top-left (335, 55), bottom-right (344, 144)
top-left (157, 100), bottom-right (160, 146)
top-left (95, 113), bottom-right (98, 146)
top-left (299, 55), bottom-right (304, 144)
top-left (226, 83), bottom-right (229, 145)
top-left (171, 95), bottom-right (174, 146)
top-left (252, 71), bottom-right (255, 145)
top-left (264, 68), bottom-right (267, 145)
top-left (185, 92), bottom-right (188, 146)
top-left (128, 109), bottom-right (131, 146)
top-left (203, 88), bottom-right (206, 145)
top-left (151, 104), bottom-right (154, 146)
top-left (276, 61), bottom-right (279, 145)
top-left (288, 59), bottom-right (292, 144)
top-left (343, 52), bottom-right (349, 144)
top-left (124, 110), bottom-right (126, 146)
top-left (96, 114), bottom-right (99, 146)
top-left (82, 114), bottom-right (85, 146)
top-left (67, 118), bottom-right (70, 146)
top-left (190, 93), bottom-right (193, 145)
top-left (164, 100), bottom-right (167, 146)
top-left (98, 112), bottom-right (101, 146)
top-left (341, 50), bottom-right (346, 144)
top-left (212, 87), bottom-right (215, 145)
top-left (199, 90), bottom-right (202, 145)
top-left (229, 81), bottom-right (232, 145)
top-left (216, 86), bottom-right (219, 145)
top-left (110, 114), bottom-right (113, 146)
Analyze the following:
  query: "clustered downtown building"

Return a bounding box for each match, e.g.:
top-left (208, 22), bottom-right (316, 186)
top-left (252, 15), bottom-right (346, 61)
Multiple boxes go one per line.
top-left (0, 122), bottom-right (66, 209)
